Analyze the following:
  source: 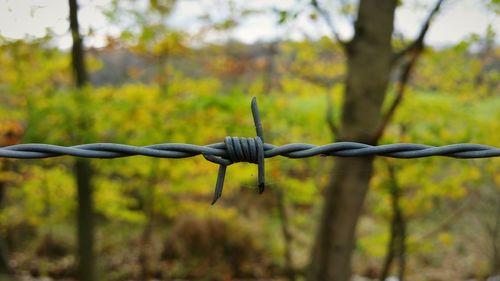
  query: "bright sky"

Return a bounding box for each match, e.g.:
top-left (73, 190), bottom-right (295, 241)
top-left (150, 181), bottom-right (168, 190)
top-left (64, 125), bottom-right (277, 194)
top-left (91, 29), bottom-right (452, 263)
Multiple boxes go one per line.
top-left (0, 0), bottom-right (498, 48)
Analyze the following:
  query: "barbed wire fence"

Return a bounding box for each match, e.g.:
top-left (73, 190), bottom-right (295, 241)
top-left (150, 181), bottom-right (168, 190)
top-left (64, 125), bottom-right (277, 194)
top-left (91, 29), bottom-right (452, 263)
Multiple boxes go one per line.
top-left (1, 97), bottom-right (499, 204)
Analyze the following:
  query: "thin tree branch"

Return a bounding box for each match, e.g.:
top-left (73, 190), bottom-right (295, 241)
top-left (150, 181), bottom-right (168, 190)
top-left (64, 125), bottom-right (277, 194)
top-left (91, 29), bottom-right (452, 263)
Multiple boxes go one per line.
top-left (372, 57), bottom-right (416, 142)
top-left (412, 198), bottom-right (474, 243)
top-left (326, 93), bottom-right (339, 138)
top-left (393, 0), bottom-right (445, 64)
top-left (380, 161), bottom-right (407, 281)
top-left (373, 0), bottom-right (445, 142)
top-left (274, 187), bottom-right (297, 281)
top-left (292, 70), bottom-right (344, 89)
top-left (311, 0), bottom-right (348, 48)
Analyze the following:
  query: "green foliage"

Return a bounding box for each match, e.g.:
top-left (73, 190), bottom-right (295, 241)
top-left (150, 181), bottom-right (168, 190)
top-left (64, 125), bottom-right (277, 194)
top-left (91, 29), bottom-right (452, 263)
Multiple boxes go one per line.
top-left (487, 0), bottom-right (500, 14)
top-left (0, 9), bottom-right (498, 279)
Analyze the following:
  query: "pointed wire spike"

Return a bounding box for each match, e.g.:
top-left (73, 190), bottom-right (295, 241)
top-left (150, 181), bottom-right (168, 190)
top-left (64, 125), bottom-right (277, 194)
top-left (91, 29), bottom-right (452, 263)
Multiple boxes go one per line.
top-left (258, 183), bottom-right (265, 194)
top-left (252, 97), bottom-right (266, 194)
top-left (251, 97), bottom-right (264, 142)
top-left (211, 188), bottom-right (221, 205)
top-left (256, 136), bottom-right (265, 194)
top-left (211, 164), bottom-right (227, 205)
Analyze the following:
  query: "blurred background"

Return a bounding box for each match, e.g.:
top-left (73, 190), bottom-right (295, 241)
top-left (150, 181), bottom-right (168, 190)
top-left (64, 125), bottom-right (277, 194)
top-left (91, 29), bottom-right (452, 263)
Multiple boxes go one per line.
top-left (0, 0), bottom-right (499, 280)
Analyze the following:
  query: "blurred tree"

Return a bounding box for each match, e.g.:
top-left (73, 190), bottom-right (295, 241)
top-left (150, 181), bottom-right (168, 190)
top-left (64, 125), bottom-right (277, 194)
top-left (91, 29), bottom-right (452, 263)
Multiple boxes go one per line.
top-left (68, 0), bottom-right (95, 280)
top-left (308, 1), bottom-right (444, 281)
top-left (474, 25), bottom-right (496, 88)
top-left (0, 121), bottom-right (22, 280)
top-left (379, 161), bottom-right (407, 281)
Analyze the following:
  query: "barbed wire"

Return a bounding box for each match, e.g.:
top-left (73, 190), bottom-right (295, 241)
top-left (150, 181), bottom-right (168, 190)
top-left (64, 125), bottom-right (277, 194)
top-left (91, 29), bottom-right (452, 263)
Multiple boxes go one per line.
top-left (2, 141), bottom-right (499, 159)
top-left (1, 97), bottom-right (499, 203)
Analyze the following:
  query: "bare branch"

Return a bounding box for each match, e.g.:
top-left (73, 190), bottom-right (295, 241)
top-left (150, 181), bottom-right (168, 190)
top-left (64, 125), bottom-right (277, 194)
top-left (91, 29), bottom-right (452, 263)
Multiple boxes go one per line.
top-left (393, 0), bottom-right (445, 63)
top-left (372, 57), bottom-right (416, 142)
top-left (326, 93), bottom-right (339, 138)
top-left (311, 0), bottom-right (348, 48)
top-left (412, 197), bottom-right (474, 243)
top-left (373, 0), bottom-right (445, 142)
top-left (274, 187), bottom-right (297, 281)
top-left (292, 70), bottom-right (344, 88)
top-left (380, 161), bottom-right (407, 281)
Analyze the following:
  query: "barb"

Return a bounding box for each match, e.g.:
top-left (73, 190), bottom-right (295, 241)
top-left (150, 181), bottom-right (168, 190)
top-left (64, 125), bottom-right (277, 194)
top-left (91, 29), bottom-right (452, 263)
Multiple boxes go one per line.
top-left (1, 97), bottom-right (499, 203)
top-left (203, 97), bottom-right (266, 204)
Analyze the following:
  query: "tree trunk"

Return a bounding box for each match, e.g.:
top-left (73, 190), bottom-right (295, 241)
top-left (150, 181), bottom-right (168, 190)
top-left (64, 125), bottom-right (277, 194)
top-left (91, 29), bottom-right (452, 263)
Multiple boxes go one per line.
top-left (275, 187), bottom-right (296, 281)
top-left (0, 173), bottom-right (13, 280)
top-left (309, 1), bottom-right (397, 281)
top-left (74, 160), bottom-right (94, 281)
top-left (491, 190), bottom-right (500, 276)
top-left (380, 163), bottom-right (407, 281)
top-left (0, 237), bottom-right (11, 281)
top-left (139, 202), bottom-right (154, 281)
top-left (68, 0), bottom-right (95, 280)
top-left (69, 0), bottom-right (88, 88)
top-left (139, 162), bottom-right (159, 281)
top-left (263, 41), bottom-right (278, 95)
top-left (379, 217), bottom-right (396, 281)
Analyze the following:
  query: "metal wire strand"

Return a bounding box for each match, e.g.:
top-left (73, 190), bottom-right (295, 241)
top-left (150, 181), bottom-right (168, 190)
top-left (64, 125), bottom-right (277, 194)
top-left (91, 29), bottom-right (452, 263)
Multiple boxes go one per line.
top-left (1, 97), bottom-right (499, 204)
top-left (2, 142), bottom-right (499, 159)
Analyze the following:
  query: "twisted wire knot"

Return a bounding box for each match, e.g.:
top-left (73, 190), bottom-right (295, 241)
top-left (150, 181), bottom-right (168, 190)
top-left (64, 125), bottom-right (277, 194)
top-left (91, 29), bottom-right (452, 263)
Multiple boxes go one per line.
top-left (203, 98), bottom-right (265, 204)
top-left (224, 136), bottom-right (263, 164)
